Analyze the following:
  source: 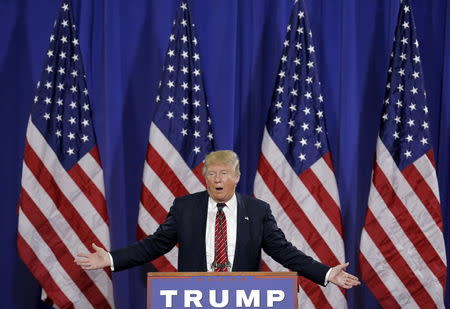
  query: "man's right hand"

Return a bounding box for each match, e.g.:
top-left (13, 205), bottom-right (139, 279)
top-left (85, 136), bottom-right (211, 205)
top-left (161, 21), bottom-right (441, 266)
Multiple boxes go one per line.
top-left (74, 243), bottom-right (111, 270)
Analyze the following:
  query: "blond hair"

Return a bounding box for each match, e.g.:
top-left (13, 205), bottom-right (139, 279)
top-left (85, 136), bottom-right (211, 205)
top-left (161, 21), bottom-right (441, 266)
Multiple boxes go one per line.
top-left (203, 150), bottom-right (240, 176)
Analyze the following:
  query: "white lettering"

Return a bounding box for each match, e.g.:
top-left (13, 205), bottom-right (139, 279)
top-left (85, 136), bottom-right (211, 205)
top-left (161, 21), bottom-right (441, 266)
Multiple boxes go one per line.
top-left (184, 290), bottom-right (203, 307)
top-left (160, 290), bottom-right (177, 308)
top-left (209, 290), bottom-right (229, 308)
top-left (267, 290), bottom-right (285, 307)
top-left (236, 290), bottom-right (260, 307)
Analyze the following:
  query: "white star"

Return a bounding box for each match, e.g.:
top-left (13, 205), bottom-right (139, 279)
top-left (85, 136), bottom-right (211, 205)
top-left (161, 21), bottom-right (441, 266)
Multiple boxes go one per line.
top-left (193, 146), bottom-right (200, 154)
top-left (169, 34), bottom-right (175, 41)
top-left (56, 99), bottom-right (63, 106)
top-left (207, 132), bottom-right (214, 140)
top-left (300, 138), bottom-right (307, 146)
top-left (287, 24), bottom-right (291, 32)
top-left (62, 3), bottom-right (69, 11)
top-left (288, 119), bottom-right (295, 127)
top-left (412, 71), bottom-right (420, 79)
top-left (181, 113), bottom-right (188, 120)
top-left (44, 97), bottom-right (51, 104)
top-left (193, 100), bottom-right (201, 108)
top-left (305, 76), bottom-right (313, 84)
top-left (393, 131), bottom-right (399, 139)
top-left (292, 73), bottom-right (299, 81)
top-left (276, 86), bottom-right (284, 94)
top-left (281, 55), bottom-right (287, 63)
top-left (56, 114), bottom-right (62, 121)
top-left (406, 134), bottom-right (413, 142)
top-left (57, 83), bottom-right (64, 91)
top-left (318, 95), bottom-right (324, 102)
top-left (400, 53), bottom-right (407, 61)
top-left (167, 49), bottom-right (175, 57)
top-left (82, 119), bottom-right (89, 127)
top-left (420, 137), bottom-right (428, 145)
top-left (166, 111), bottom-right (174, 119)
top-left (181, 51), bottom-right (188, 59)
top-left (181, 19), bottom-right (187, 27)
top-left (297, 27), bottom-right (304, 34)
top-left (68, 132), bottom-right (75, 140)
top-left (307, 61), bottom-right (314, 68)
top-left (60, 36), bottom-right (68, 43)
top-left (290, 89), bottom-right (298, 96)
top-left (58, 67), bottom-right (65, 75)
top-left (72, 54), bottom-right (79, 61)
top-left (382, 113), bottom-right (388, 121)
top-left (295, 43), bottom-right (302, 50)
top-left (414, 40), bottom-right (419, 48)
top-left (303, 107), bottom-right (311, 115)
top-left (422, 121), bottom-right (429, 129)
top-left (413, 55), bottom-right (421, 63)
top-left (81, 135), bottom-right (89, 142)
top-left (167, 96), bottom-right (174, 103)
top-left (293, 58), bottom-right (300, 65)
top-left (193, 53), bottom-right (200, 61)
top-left (181, 128), bottom-right (188, 136)
top-left (83, 89), bottom-right (89, 96)
top-left (408, 103), bottom-right (416, 111)
top-left (278, 71), bottom-right (286, 78)
top-left (61, 20), bottom-right (69, 27)
top-left (82, 103), bottom-right (90, 111)
top-left (70, 85), bottom-right (77, 93)
top-left (315, 126), bottom-right (323, 133)
top-left (398, 68), bottom-right (405, 76)
top-left (181, 35), bottom-right (188, 43)
top-left (286, 135), bottom-right (293, 143)
top-left (273, 116), bottom-right (281, 124)
top-left (403, 5), bottom-right (410, 13)
top-left (298, 153), bottom-right (306, 161)
top-left (410, 87), bottom-right (418, 95)
top-left (59, 51), bottom-right (66, 59)
top-left (407, 119), bottom-right (415, 127)
top-left (44, 81), bottom-right (52, 89)
top-left (423, 106), bottom-right (429, 114)
top-left (67, 148), bottom-right (75, 156)
top-left (167, 80), bottom-right (175, 88)
top-left (401, 37), bottom-right (408, 45)
top-left (182, 97), bottom-right (189, 105)
top-left (45, 65), bottom-right (53, 73)
top-left (397, 84), bottom-right (404, 92)
top-left (301, 122), bottom-right (309, 130)
top-left (404, 150), bottom-right (412, 158)
top-left (68, 101), bottom-right (76, 109)
top-left (181, 66), bottom-right (189, 74)
top-left (55, 130), bottom-right (62, 137)
top-left (193, 130), bottom-right (200, 138)
top-left (34, 96), bottom-right (39, 103)
top-left (298, 11), bottom-right (305, 19)
top-left (394, 116), bottom-right (401, 124)
top-left (47, 50), bottom-right (54, 57)
top-left (72, 38), bottom-right (79, 46)
top-left (384, 98), bottom-right (390, 105)
top-left (193, 84), bottom-right (200, 92)
top-left (167, 65), bottom-right (175, 72)
top-left (69, 116), bottom-right (76, 124)
top-left (43, 113), bottom-right (50, 120)
top-left (402, 21), bottom-right (409, 29)
top-left (289, 104), bottom-right (297, 111)
top-left (283, 40), bottom-right (289, 47)
top-left (316, 110), bottom-right (324, 118)
top-left (193, 69), bottom-right (201, 76)
top-left (308, 45), bottom-right (315, 53)
top-left (193, 115), bottom-right (200, 123)
top-left (395, 99), bottom-right (403, 107)
top-left (304, 91), bottom-right (312, 99)
top-left (71, 70), bottom-right (78, 78)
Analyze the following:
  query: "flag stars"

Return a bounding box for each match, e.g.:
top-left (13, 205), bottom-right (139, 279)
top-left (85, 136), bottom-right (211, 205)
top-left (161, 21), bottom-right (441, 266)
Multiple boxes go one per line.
top-left (67, 132), bottom-right (75, 140)
top-left (382, 113), bottom-right (388, 121)
top-left (404, 150), bottom-right (412, 158)
top-left (305, 76), bottom-right (313, 84)
top-left (412, 71), bottom-right (420, 79)
top-left (278, 71), bottom-right (286, 78)
top-left (193, 100), bottom-right (201, 108)
top-left (193, 69), bottom-right (201, 76)
top-left (81, 119), bottom-right (89, 127)
top-left (318, 95), bottom-right (324, 102)
top-left (167, 49), bottom-right (175, 57)
top-left (67, 148), bottom-right (75, 156)
top-left (281, 55), bottom-right (288, 63)
top-left (59, 51), bottom-right (67, 59)
top-left (307, 61), bottom-right (314, 68)
top-left (34, 96), bottom-right (39, 103)
top-left (57, 83), bottom-right (64, 91)
top-left (413, 55), bottom-right (421, 63)
top-left (393, 131), bottom-right (399, 139)
top-left (166, 111), bottom-right (174, 119)
top-left (71, 70), bottom-right (78, 78)
top-left (298, 153), bottom-right (306, 161)
top-left (207, 132), bottom-right (214, 141)
top-left (181, 113), bottom-right (188, 120)
top-left (408, 103), bottom-right (416, 111)
top-left (396, 99), bottom-right (403, 107)
top-left (181, 66), bottom-right (189, 74)
top-left (406, 134), bottom-right (413, 142)
top-left (398, 68), bottom-right (405, 76)
top-left (397, 84), bottom-right (404, 92)
top-left (410, 87), bottom-right (418, 95)
top-left (43, 113), bottom-right (50, 120)
top-left (303, 107), bottom-right (311, 115)
top-left (70, 85), bottom-right (77, 93)
top-left (295, 43), bottom-right (302, 50)
top-left (275, 101), bottom-right (282, 109)
top-left (181, 51), bottom-right (188, 59)
top-left (301, 122), bottom-right (309, 130)
top-left (400, 53), bottom-right (407, 61)
top-left (181, 128), bottom-right (188, 136)
top-left (193, 146), bottom-right (201, 154)
top-left (62, 3), bottom-right (69, 11)
top-left (193, 130), bottom-right (200, 138)
top-left (82, 103), bottom-right (89, 111)
top-left (193, 84), bottom-right (201, 92)
top-left (414, 40), bottom-right (419, 48)
top-left (72, 54), bottom-right (79, 61)
top-left (193, 115), bottom-right (200, 123)
top-left (81, 135), bottom-right (89, 142)
top-left (300, 138), bottom-right (308, 146)
top-left (60, 36), bottom-right (68, 44)
top-left (58, 67), bottom-right (65, 75)
top-left (402, 21), bottom-right (409, 29)
top-left (181, 82), bottom-right (188, 90)
top-left (403, 5), bottom-right (410, 13)
top-left (316, 110), bottom-right (324, 118)
top-left (401, 37), bottom-right (408, 45)
top-left (61, 20), bottom-right (69, 27)
top-left (273, 116), bottom-right (281, 124)
top-left (56, 114), bottom-right (62, 121)
top-left (394, 116), bottom-right (401, 124)
top-left (169, 34), bottom-right (175, 41)
top-left (181, 19), bottom-right (188, 27)
top-left (423, 106), bottom-right (429, 114)
top-left (283, 40), bottom-right (289, 47)
top-left (286, 135), bottom-right (293, 143)
top-left (55, 130), bottom-right (62, 137)
top-left (314, 141), bottom-right (322, 149)
top-left (307, 45), bottom-right (315, 53)
top-left (182, 97), bottom-right (189, 105)
top-left (72, 38), bottom-right (79, 46)
top-left (193, 53), bottom-right (200, 61)
top-left (289, 104), bottom-right (297, 112)
top-left (167, 65), bottom-right (175, 72)
top-left (44, 81), bottom-right (52, 89)
top-left (304, 91), bottom-right (312, 99)
top-left (167, 80), bottom-right (175, 88)
top-left (420, 137), bottom-right (428, 145)
top-left (44, 97), bottom-right (52, 104)
top-left (56, 99), bottom-right (63, 106)
top-left (292, 73), bottom-right (299, 81)
top-left (68, 117), bottom-right (76, 125)
top-left (290, 89), bottom-right (298, 96)
top-left (407, 119), bottom-right (415, 127)
top-left (45, 65), bottom-right (53, 73)
top-left (422, 121), bottom-right (429, 129)
top-left (288, 119), bottom-right (295, 127)
top-left (181, 35), bottom-right (188, 43)
top-left (47, 50), bottom-right (54, 57)
top-left (276, 86), bottom-right (284, 94)
top-left (298, 11), bottom-right (305, 18)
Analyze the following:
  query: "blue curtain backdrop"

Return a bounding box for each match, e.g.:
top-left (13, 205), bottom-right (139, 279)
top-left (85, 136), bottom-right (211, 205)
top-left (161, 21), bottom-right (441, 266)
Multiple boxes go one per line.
top-left (1, 0), bottom-right (449, 308)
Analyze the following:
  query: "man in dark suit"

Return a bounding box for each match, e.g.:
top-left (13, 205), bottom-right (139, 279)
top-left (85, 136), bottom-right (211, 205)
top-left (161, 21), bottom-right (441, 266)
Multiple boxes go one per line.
top-left (75, 150), bottom-right (359, 289)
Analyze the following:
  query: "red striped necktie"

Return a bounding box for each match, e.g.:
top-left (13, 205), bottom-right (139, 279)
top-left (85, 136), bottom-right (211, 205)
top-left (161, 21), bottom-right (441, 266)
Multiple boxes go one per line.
top-left (213, 203), bottom-right (229, 272)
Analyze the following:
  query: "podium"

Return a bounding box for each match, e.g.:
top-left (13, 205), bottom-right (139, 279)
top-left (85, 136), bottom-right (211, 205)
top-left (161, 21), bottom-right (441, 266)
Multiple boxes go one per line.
top-left (147, 272), bottom-right (298, 309)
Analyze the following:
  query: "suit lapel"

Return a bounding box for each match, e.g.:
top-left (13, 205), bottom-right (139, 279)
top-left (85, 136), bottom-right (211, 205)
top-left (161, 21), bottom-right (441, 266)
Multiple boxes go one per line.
top-left (233, 193), bottom-right (249, 271)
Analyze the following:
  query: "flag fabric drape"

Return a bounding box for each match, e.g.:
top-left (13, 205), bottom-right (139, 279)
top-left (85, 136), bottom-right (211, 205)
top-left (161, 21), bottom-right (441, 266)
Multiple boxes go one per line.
top-left (359, 0), bottom-right (447, 307)
top-left (136, 1), bottom-right (215, 271)
top-left (16, 1), bottom-right (114, 308)
top-left (254, 0), bottom-right (347, 308)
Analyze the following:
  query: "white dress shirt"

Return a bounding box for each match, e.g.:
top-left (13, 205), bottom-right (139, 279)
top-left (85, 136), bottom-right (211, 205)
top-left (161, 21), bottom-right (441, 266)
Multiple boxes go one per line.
top-left (205, 194), bottom-right (237, 271)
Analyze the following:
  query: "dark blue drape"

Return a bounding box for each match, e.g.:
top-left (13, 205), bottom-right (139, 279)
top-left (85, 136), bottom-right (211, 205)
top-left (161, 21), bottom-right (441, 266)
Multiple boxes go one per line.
top-left (1, 0), bottom-right (449, 308)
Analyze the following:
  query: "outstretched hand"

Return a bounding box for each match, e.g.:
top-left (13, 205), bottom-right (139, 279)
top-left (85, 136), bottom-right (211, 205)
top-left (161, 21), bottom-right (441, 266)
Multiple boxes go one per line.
top-left (74, 243), bottom-right (111, 270)
top-left (328, 262), bottom-right (360, 289)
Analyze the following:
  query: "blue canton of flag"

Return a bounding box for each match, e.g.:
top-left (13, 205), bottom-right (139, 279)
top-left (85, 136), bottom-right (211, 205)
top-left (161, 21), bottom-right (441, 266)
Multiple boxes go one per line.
top-left (31, 2), bottom-right (96, 171)
top-left (266, 0), bottom-right (329, 175)
top-left (379, 1), bottom-right (431, 170)
top-left (153, 1), bottom-right (214, 168)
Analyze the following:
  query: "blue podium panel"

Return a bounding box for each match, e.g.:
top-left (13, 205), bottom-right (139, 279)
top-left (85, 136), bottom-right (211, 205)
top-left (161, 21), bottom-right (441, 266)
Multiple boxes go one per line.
top-left (147, 272), bottom-right (298, 309)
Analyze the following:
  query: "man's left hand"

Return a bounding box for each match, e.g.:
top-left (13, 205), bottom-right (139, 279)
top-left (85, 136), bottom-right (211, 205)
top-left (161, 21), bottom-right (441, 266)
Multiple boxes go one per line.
top-left (328, 262), bottom-right (360, 289)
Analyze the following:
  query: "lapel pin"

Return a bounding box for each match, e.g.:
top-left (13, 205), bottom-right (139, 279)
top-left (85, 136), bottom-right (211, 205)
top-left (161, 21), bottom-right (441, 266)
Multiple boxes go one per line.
top-left (244, 216), bottom-right (249, 221)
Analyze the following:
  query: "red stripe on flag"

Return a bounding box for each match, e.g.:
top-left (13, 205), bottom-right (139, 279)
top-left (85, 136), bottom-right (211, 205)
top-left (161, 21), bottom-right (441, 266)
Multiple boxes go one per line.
top-left (146, 144), bottom-right (189, 197)
top-left (137, 227), bottom-right (177, 272)
top-left (192, 162), bottom-right (206, 187)
top-left (17, 234), bottom-right (74, 309)
top-left (364, 208), bottom-right (436, 307)
top-left (19, 189), bottom-right (111, 308)
top-left (258, 154), bottom-right (340, 266)
top-left (24, 142), bottom-right (106, 251)
top-left (89, 146), bottom-right (102, 166)
top-left (373, 162), bottom-right (446, 286)
top-left (426, 150), bottom-right (436, 168)
top-left (322, 151), bottom-right (335, 172)
top-left (68, 163), bottom-right (109, 224)
top-left (140, 184), bottom-right (169, 225)
top-left (402, 163), bottom-right (443, 230)
top-left (359, 252), bottom-right (401, 309)
top-left (299, 167), bottom-right (343, 237)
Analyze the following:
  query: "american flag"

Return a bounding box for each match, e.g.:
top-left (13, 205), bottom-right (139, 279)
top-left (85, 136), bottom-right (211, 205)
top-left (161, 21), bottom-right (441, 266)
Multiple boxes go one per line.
top-left (17, 2), bottom-right (114, 308)
top-left (359, 1), bottom-right (447, 308)
top-left (253, 0), bottom-right (347, 308)
top-left (136, 1), bottom-right (214, 271)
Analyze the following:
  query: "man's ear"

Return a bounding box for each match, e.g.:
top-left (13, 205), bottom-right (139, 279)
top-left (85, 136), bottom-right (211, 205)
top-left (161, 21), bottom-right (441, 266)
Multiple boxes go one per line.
top-left (235, 174), bottom-right (241, 184)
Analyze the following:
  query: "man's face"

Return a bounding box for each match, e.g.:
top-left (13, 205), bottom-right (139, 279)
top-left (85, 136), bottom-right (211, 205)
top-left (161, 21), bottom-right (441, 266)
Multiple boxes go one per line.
top-left (205, 163), bottom-right (240, 203)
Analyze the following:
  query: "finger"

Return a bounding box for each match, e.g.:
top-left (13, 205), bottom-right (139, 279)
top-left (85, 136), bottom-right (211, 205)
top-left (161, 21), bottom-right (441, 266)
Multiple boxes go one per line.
top-left (92, 243), bottom-right (101, 251)
top-left (76, 253), bottom-right (90, 258)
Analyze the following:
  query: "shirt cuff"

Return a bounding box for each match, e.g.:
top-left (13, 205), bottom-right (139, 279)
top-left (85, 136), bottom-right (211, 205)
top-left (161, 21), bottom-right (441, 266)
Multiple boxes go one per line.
top-left (324, 268), bottom-right (332, 286)
top-left (108, 252), bottom-right (115, 271)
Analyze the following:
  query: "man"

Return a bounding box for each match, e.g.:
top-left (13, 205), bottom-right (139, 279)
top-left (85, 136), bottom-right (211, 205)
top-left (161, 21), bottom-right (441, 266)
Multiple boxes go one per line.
top-left (75, 150), bottom-right (359, 288)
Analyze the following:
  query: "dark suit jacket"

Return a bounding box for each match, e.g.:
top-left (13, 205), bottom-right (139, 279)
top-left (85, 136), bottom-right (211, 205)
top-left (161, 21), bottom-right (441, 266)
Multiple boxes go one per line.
top-left (111, 191), bottom-right (330, 285)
